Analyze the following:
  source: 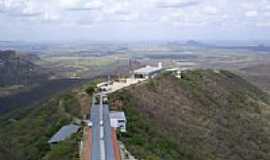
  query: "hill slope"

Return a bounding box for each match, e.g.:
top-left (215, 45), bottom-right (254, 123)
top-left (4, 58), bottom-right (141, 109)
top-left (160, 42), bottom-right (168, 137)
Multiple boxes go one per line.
top-left (110, 70), bottom-right (270, 160)
top-left (0, 50), bottom-right (50, 87)
top-left (0, 88), bottom-right (88, 160)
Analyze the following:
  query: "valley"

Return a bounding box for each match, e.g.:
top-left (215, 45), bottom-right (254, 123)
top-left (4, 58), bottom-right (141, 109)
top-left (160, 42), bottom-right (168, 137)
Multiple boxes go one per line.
top-left (1, 41), bottom-right (270, 160)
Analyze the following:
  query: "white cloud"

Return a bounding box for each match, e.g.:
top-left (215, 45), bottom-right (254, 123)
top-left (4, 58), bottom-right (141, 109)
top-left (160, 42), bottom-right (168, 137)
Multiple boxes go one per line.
top-left (0, 1), bottom-right (5, 11)
top-left (58, 0), bottom-right (80, 8)
top-left (85, 1), bottom-right (104, 10)
top-left (256, 21), bottom-right (270, 27)
top-left (156, 0), bottom-right (200, 8)
top-left (43, 11), bottom-right (61, 22)
top-left (263, 11), bottom-right (270, 16)
top-left (245, 11), bottom-right (258, 17)
top-left (265, 5), bottom-right (270, 10)
top-left (20, 1), bottom-right (42, 16)
top-left (204, 6), bottom-right (218, 15)
top-left (0, 0), bottom-right (264, 25)
top-left (241, 2), bottom-right (254, 10)
top-left (1, 0), bottom-right (270, 41)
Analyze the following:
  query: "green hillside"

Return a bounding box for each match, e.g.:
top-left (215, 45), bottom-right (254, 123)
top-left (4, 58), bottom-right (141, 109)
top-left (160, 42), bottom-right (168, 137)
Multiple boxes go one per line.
top-left (110, 70), bottom-right (270, 160)
top-left (0, 91), bottom-right (84, 160)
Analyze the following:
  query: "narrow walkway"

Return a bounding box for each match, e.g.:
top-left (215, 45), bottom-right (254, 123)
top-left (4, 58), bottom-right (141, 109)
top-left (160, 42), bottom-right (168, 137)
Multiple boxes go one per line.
top-left (83, 128), bottom-right (92, 160)
top-left (112, 128), bottom-right (121, 160)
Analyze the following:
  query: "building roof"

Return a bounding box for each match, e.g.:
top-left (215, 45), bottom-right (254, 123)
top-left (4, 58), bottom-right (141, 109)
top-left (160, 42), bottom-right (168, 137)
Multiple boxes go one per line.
top-left (48, 124), bottom-right (80, 143)
top-left (97, 81), bottom-right (113, 88)
top-left (165, 68), bottom-right (178, 72)
top-left (134, 65), bottom-right (162, 75)
top-left (110, 111), bottom-right (126, 121)
top-left (97, 82), bottom-right (108, 88)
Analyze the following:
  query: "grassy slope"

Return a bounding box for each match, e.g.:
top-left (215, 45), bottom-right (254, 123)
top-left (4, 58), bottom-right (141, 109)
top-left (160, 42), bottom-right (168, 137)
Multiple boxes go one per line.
top-left (0, 90), bottom-right (85, 160)
top-left (110, 70), bottom-right (270, 160)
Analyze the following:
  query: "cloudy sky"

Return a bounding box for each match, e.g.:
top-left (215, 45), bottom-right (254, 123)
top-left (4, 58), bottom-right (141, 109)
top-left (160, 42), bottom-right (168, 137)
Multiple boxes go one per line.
top-left (1, 0), bottom-right (270, 41)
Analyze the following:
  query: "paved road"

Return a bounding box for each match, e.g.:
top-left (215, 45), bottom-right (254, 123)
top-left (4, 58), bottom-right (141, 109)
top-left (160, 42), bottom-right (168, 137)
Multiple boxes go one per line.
top-left (90, 94), bottom-right (116, 160)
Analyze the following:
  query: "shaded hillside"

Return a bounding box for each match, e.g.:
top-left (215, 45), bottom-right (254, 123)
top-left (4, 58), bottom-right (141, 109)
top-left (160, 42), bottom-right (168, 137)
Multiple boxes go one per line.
top-left (0, 88), bottom-right (87, 160)
top-left (240, 64), bottom-right (270, 93)
top-left (110, 70), bottom-right (270, 160)
top-left (0, 50), bottom-right (50, 86)
top-left (0, 79), bottom-right (85, 113)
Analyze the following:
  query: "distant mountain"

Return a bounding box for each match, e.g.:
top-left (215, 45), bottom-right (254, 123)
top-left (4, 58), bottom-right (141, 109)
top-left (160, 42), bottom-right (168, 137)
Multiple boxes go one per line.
top-left (186, 40), bottom-right (203, 46)
top-left (217, 44), bottom-right (270, 52)
top-left (110, 70), bottom-right (270, 160)
top-left (0, 50), bottom-right (50, 87)
top-left (180, 40), bottom-right (270, 52)
top-left (185, 40), bottom-right (214, 48)
top-left (247, 44), bottom-right (270, 52)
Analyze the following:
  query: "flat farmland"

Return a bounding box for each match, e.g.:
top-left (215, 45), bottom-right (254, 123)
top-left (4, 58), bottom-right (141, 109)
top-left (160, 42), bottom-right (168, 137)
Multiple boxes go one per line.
top-left (40, 54), bottom-right (129, 78)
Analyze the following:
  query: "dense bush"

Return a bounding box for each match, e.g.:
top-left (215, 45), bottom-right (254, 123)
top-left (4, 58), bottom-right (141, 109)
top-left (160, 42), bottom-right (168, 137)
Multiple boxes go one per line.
top-left (85, 85), bottom-right (96, 96)
top-left (44, 132), bottom-right (81, 160)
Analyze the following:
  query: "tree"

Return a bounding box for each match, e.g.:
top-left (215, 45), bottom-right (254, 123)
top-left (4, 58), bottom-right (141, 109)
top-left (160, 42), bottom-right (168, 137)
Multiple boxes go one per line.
top-left (85, 85), bottom-right (96, 96)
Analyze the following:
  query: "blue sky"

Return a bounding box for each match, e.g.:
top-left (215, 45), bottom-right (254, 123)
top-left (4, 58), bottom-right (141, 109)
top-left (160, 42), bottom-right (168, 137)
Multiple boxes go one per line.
top-left (1, 0), bottom-right (270, 42)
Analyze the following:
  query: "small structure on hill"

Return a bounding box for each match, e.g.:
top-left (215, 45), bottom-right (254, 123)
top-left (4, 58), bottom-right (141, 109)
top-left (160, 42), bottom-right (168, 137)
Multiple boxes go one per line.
top-left (166, 68), bottom-right (183, 79)
top-left (48, 124), bottom-right (80, 144)
top-left (133, 62), bottom-right (163, 79)
top-left (110, 111), bottom-right (127, 132)
top-left (97, 81), bottom-right (113, 92)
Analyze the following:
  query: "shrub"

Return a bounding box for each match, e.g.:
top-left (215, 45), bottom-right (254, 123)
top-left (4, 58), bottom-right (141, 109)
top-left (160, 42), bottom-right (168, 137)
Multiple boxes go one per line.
top-left (85, 85), bottom-right (96, 96)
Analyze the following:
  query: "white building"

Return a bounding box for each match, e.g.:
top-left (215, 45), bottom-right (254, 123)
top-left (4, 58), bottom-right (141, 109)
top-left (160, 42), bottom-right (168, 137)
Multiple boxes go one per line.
top-left (97, 81), bottom-right (113, 92)
top-left (110, 111), bottom-right (126, 132)
top-left (133, 62), bottom-right (163, 79)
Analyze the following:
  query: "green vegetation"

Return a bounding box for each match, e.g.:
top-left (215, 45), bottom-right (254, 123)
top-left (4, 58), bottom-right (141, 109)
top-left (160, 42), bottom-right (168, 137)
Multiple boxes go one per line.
top-left (0, 91), bottom-right (82, 160)
top-left (44, 133), bottom-right (81, 160)
top-left (84, 80), bottom-right (102, 97)
top-left (110, 70), bottom-right (270, 160)
top-left (42, 55), bottom-right (125, 78)
top-left (111, 91), bottom-right (180, 160)
top-left (85, 84), bottom-right (96, 96)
